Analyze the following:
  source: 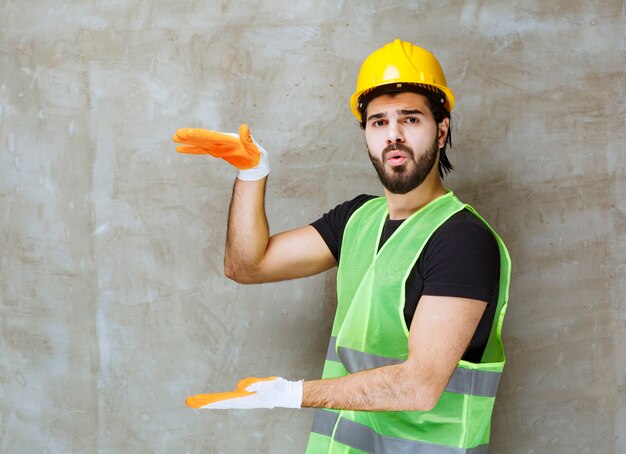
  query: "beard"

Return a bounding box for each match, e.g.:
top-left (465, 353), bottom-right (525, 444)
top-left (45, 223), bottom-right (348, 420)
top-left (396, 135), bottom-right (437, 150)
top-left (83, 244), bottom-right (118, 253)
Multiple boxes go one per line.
top-left (368, 136), bottom-right (439, 194)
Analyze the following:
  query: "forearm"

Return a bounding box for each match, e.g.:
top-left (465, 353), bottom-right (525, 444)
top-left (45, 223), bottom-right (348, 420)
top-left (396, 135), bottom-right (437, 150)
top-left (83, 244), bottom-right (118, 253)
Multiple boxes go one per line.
top-left (302, 362), bottom-right (441, 412)
top-left (185, 364), bottom-right (442, 412)
top-left (224, 177), bottom-right (270, 283)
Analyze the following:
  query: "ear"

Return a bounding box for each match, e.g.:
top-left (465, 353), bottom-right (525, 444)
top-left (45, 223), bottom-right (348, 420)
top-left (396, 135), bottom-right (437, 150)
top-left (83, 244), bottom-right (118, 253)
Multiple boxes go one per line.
top-left (437, 117), bottom-right (450, 149)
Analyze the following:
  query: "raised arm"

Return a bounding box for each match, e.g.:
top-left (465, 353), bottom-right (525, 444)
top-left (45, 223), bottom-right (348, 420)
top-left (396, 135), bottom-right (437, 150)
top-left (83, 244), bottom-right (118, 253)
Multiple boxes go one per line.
top-left (174, 124), bottom-right (336, 285)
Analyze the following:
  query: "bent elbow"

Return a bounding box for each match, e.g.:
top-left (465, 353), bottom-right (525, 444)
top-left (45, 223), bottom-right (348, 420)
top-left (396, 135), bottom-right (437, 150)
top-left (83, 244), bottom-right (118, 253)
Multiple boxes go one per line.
top-left (224, 261), bottom-right (263, 284)
top-left (405, 382), bottom-right (444, 412)
top-left (223, 253), bottom-right (246, 282)
top-left (417, 392), bottom-right (440, 412)
top-left (224, 264), bottom-right (249, 284)
top-left (224, 265), bottom-right (240, 283)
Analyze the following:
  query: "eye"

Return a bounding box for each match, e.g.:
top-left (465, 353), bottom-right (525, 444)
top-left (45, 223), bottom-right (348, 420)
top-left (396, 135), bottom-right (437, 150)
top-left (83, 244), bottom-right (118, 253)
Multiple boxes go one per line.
top-left (405, 117), bottom-right (419, 124)
top-left (372, 119), bottom-right (386, 127)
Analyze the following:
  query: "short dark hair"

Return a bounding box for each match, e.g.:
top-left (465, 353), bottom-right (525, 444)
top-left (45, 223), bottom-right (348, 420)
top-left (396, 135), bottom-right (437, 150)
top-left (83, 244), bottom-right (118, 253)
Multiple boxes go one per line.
top-left (358, 84), bottom-right (454, 178)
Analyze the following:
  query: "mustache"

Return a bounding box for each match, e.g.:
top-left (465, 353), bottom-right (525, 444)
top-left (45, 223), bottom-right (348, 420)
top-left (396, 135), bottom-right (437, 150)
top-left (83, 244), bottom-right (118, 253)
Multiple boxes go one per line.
top-left (382, 143), bottom-right (414, 160)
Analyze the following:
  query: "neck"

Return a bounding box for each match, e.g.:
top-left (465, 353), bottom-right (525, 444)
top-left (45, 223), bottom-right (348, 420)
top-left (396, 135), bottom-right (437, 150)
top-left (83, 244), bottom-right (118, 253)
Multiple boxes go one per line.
top-left (384, 170), bottom-right (447, 220)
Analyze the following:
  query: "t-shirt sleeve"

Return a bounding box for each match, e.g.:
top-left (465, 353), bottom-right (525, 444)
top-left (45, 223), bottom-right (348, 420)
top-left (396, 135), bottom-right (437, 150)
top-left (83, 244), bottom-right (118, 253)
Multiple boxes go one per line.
top-left (420, 213), bottom-right (500, 305)
top-left (310, 194), bottom-right (376, 262)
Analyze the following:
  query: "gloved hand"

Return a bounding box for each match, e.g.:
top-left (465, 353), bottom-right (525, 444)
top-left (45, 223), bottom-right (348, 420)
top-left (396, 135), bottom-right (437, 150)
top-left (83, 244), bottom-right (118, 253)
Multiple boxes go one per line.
top-left (186, 376), bottom-right (303, 410)
top-left (172, 124), bottom-right (270, 181)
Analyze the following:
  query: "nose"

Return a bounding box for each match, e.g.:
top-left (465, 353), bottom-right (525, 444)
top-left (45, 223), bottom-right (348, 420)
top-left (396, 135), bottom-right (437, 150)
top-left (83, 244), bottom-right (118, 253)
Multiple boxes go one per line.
top-left (386, 121), bottom-right (405, 145)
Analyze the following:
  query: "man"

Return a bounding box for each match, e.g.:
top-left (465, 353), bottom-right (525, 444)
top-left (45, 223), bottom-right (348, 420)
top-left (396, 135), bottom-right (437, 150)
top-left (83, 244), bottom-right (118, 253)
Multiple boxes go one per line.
top-left (173, 39), bottom-right (511, 453)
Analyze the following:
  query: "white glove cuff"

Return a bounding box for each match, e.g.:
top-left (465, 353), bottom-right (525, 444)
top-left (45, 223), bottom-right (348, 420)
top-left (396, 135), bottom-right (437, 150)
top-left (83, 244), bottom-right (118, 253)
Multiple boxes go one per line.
top-left (279, 379), bottom-right (303, 409)
top-left (237, 141), bottom-right (270, 181)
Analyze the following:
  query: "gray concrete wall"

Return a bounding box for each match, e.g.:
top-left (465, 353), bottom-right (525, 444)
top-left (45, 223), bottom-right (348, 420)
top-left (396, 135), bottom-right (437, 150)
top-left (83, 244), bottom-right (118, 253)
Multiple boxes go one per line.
top-left (1, 1), bottom-right (623, 452)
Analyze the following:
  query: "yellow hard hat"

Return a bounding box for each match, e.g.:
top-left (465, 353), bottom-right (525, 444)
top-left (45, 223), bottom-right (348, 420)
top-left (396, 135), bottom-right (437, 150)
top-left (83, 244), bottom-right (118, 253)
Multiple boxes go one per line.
top-left (350, 39), bottom-right (455, 121)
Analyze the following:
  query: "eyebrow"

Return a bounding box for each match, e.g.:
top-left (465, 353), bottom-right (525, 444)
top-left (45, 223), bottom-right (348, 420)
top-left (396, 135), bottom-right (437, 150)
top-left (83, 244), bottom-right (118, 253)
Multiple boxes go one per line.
top-left (366, 112), bottom-right (386, 122)
top-left (399, 108), bottom-right (425, 116)
top-left (366, 108), bottom-right (426, 123)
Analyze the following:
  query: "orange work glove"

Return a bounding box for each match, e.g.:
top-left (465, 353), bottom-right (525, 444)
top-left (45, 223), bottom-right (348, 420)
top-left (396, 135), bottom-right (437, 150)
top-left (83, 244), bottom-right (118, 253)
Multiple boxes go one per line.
top-left (172, 124), bottom-right (270, 180)
top-left (186, 376), bottom-right (303, 410)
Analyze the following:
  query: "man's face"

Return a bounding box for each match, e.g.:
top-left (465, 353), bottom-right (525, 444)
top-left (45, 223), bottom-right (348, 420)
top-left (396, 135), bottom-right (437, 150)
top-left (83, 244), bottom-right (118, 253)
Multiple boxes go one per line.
top-left (364, 92), bottom-right (446, 194)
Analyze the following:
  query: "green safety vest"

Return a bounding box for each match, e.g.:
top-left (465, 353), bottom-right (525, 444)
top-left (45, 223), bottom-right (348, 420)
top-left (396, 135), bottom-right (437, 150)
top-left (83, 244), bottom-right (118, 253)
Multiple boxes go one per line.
top-left (306, 191), bottom-right (512, 453)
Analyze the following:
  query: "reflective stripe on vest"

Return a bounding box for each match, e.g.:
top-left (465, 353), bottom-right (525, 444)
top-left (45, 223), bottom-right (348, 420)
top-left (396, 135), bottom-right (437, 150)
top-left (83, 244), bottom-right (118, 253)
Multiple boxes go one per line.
top-left (311, 409), bottom-right (489, 454)
top-left (326, 336), bottom-right (501, 397)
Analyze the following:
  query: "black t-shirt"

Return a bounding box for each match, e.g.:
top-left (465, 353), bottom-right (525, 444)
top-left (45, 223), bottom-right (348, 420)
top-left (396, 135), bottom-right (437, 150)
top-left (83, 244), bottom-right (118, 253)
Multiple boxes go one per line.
top-left (311, 194), bottom-right (500, 363)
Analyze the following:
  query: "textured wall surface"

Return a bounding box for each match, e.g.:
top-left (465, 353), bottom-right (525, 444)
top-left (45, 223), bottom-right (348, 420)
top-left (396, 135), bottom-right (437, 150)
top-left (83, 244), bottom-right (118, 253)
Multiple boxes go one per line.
top-left (1, 1), bottom-right (624, 452)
